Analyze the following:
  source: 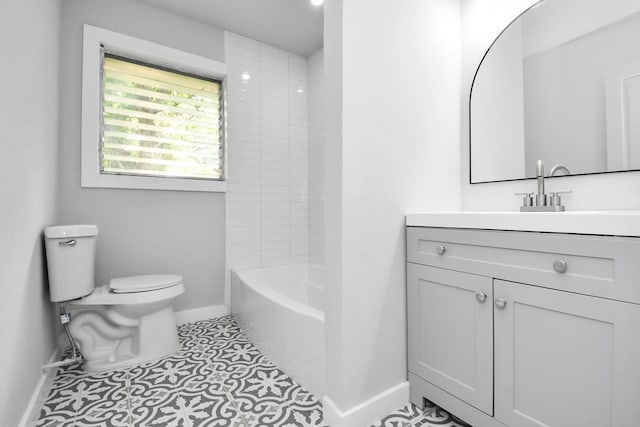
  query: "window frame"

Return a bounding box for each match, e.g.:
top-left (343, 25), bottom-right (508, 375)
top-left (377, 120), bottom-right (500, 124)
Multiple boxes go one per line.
top-left (81, 24), bottom-right (227, 192)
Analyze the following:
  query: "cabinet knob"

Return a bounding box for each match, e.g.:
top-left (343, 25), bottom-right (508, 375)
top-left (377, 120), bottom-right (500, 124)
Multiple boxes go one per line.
top-left (553, 259), bottom-right (568, 273)
top-left (475, 292), bottom-right (487, 303)
top-left (495, 298), bottom-right (507, 309)
top-left (436, 245), bottom-right (446, 255)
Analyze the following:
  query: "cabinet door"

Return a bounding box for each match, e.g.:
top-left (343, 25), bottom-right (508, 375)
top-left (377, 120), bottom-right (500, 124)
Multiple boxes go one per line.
top-left (407, 263), bottom-right (493, 415)
top-left (494, 279), bottom-right (640, 427)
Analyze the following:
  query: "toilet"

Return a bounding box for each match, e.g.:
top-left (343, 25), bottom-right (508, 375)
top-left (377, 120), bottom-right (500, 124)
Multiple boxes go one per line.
top-left (44, 224), bottom-right (185, 372)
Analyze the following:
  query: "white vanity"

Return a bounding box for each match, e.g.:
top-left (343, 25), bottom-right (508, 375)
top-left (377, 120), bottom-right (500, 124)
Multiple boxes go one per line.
top-left (406, 212), bottom-right (640, 427)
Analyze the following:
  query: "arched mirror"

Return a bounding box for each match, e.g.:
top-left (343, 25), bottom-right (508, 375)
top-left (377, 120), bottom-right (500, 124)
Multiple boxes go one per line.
top-left (470, 0), bottom-right (640, 183)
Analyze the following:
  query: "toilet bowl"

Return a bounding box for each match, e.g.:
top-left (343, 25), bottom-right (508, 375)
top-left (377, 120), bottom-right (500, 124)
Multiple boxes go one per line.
top-left (44, 225), bottom-right (185, 372)
top-left (68, 274), bottom-right (185, 372)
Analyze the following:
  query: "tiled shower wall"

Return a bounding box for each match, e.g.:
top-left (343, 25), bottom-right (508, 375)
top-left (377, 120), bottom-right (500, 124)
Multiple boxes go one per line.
top-left (226, 33), bottom-right (324, 270)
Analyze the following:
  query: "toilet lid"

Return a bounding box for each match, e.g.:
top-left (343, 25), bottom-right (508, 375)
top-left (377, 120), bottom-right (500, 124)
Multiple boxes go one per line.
top-left (109, 274), bottom-right (183, 293)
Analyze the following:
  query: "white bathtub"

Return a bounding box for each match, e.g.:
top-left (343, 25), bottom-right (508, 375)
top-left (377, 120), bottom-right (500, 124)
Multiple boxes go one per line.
top-left (231, 264), bottom-right (325, 398)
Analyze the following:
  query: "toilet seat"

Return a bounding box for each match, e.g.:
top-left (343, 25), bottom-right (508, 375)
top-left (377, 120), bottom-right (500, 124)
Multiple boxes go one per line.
top-left (70, 275), bottom-right (184, 306)
top-left (110, 274), bottom-right (182, 293)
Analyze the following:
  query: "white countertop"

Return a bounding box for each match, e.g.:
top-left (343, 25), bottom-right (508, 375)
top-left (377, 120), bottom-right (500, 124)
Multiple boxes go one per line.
top-left (406, 211), bottom-right (640, 237)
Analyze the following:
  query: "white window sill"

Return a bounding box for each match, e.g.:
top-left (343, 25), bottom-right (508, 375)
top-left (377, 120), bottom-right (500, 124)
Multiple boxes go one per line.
top-left (81, 173), bottom-right (227, 193)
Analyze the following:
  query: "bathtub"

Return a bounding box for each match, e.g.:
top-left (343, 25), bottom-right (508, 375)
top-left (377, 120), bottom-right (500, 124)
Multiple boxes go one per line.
top-left (231, 264), bottom-right (325, 399)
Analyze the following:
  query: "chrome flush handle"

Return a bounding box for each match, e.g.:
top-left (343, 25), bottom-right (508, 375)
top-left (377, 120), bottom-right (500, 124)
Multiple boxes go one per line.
top-left (58, 239), bottom-right (77, 247)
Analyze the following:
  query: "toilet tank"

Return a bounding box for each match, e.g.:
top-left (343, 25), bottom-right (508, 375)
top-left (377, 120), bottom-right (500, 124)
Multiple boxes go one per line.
top-left (44, 225), bottom-right (99, 302)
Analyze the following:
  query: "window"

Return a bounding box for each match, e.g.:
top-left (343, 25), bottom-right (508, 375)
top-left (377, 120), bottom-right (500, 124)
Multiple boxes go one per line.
top-left (101, 55), bottom-right (223, 180)
top-left (81, 25), bottom-right (227, 192)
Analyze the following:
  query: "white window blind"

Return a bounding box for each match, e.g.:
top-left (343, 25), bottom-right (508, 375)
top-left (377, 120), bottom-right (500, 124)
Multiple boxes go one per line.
top-left (101, 54), bottom-right (224, 181)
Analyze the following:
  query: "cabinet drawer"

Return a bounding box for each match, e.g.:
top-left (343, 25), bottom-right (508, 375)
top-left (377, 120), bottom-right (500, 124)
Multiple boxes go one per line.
top-left (407, 227), bottom-right (640, 304)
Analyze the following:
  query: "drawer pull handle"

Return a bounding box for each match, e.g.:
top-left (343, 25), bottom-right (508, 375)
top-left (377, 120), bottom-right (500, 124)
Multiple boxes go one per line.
top-left (495, 298), bottom-right (507, 309)
top-left (553, 260), bottom-right (568, 273)
top-left (436, 245), bottom-right (446, 255)
top-left (475, 292), bottom-right (487, 303)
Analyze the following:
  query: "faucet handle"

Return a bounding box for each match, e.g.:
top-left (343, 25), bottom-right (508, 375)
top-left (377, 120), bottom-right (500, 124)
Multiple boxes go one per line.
top-left (514, 192), bottom-right (534, 207)
top-left (549, 190), bottom-right (572, 207)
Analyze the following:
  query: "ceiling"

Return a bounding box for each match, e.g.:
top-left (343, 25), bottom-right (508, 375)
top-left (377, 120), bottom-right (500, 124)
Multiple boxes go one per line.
top-left (136, 0), bottom-right (324, 57)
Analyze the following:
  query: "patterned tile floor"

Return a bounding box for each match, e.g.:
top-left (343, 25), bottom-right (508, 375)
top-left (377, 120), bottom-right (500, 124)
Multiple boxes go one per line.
top-left (36, 316), bottom-right (470, 427)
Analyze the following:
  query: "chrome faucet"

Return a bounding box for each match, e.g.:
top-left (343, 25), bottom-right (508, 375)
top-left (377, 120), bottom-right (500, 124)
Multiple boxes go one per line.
top-left (516, 159), bottom-right (571, 212)
top-left (536, 160), bottom-right (546, 207)
top-left (549, 164), bottom-right (571, 176)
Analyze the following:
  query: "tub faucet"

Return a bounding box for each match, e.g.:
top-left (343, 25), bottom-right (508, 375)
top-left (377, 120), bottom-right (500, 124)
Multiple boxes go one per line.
top-left (516, 159), bottom-right (570, 212)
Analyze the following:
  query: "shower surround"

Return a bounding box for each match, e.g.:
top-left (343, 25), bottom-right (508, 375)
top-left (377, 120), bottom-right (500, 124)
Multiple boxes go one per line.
top-left (225, 32), bottom-right (324, 271)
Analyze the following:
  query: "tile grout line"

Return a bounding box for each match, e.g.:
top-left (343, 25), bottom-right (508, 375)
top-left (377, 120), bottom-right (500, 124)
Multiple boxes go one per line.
top-left (125, 368), bottom-right (133, 427)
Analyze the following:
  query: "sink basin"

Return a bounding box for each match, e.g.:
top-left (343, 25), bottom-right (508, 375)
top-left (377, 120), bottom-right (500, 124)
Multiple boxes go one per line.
top-left (406, 211), bottom-right (640, 237)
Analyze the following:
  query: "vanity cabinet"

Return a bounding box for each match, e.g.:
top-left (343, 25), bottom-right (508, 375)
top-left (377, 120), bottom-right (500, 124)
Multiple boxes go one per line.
top-left (407, 226), bottom-right (640, 427)
top-left (407, 264), bottom-right (494, 415)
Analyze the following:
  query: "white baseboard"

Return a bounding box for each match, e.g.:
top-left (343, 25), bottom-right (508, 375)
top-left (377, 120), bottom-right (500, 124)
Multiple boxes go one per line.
top-left (175, 304), bottom-right (228, 325)
top-left (323, 381), bottom-right (410, 427)
top-left (18, 349), bottom-right (60, 427)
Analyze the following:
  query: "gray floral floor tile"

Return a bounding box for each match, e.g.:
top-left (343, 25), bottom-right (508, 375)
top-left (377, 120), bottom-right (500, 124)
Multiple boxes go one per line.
top-left (278, 407), bottom-right (327, 427)
top-left (373, 401), bottom-right (472, 427)
top-left (76, 371), bottom-right (128, 418)
top-left (129, 386), bottom-right (177, 425)
top-left (250, 393), bottom-right (327, 427)
top-left (178, 390), bottom-right (242, 427)
top-left (36, 316), bottom-right (469, 427)
top-left (74, 405), bottom-right (131, 427)
top-left (222, 364), bottom-right (300, 415)
top-left (131, 394), bottom-right (187, 427)
top-left (36, 413), bottom-right (75, 427)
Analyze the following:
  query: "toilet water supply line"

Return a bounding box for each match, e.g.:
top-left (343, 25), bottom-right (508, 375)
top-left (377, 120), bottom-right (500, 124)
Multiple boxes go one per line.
top-left (42, 305), bottom-right (83, 371)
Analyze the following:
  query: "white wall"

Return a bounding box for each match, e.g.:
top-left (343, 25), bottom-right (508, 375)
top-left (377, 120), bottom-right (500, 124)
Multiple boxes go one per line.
top-left (58, 0), bottom-right (227, 312)
top-left (324, 0), bottom-right (461, 421)
top-left (0, 0), bottom-right (61, 425)
top-left (308, 48), bottom-right (325, 266)
top-left (462, 0), bottom-right (640, 212)
top-left (323, 0), bottom-right (345, 415)
top-left (225, 32), bottom-right (310, 271)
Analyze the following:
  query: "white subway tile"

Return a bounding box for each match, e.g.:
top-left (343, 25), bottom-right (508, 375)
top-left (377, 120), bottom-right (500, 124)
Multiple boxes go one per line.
top-left (291, 246), bottom-right (309, 259)
top-left (228, 256), bottom-right (261, 271)
top-left (260, 256), bottom-right (291, 268)
top-left (261, 216), bottom-right (290, 227)
top-left (261, 226), bottom-right (291, 240)
top-left (261, 192), bottom-right (290, 203)
top-left (226, 34), bottom-right (322, 270)
top-left (290, 256), bottom-right (309, 265)
top-left (261, 240), bottom-right (289, 254)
